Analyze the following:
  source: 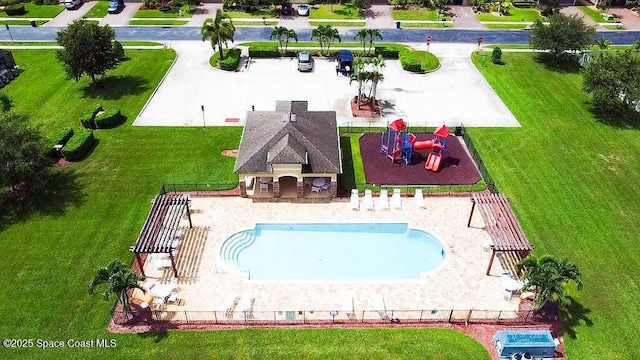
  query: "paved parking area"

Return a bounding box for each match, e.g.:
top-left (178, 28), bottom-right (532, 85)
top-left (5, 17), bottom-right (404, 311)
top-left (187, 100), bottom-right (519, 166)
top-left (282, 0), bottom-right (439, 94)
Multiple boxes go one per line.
top-left (133, 41), bottom-right (519, 128)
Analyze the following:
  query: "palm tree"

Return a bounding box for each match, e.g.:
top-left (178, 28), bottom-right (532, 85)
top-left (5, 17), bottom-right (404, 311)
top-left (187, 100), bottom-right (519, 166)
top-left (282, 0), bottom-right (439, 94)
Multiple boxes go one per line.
top-left (270, 26), bottom-right (288, 54)
top-left (366, 29), bottom-right (383, 55)
top-left (354, 29), bottom-right (368, 54)
top-left (517, 254), bottom-right (583, 312)
top-left (349, 57), bottom-right (369, 109)
top-left (88, 258), bottom-right (146, 318)
top-left (284, 28), bottom-right (298, 54)
top-left (311, 25), bottom-right (341, 56)
top-left (201, 9), bottom-right (236, 60)
top-left (595, 35), bottom-right (612, 50)
top-left (369, 55), bottom-right (385, 108)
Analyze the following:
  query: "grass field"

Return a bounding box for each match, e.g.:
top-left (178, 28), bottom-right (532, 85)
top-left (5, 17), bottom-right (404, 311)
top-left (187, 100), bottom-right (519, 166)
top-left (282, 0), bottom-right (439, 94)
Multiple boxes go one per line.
top-left (223, 9), bottom-right (277, 18)
top-left (83, 0), bottom-right (110, 18)
top-left (483, 23), bottom-right (528, 29)
top-left (476, 8), bottom-right (544, 22)
top-left (230, 20), bottom-right (279, 26)
top-left (577, 5), bottom-right (619, 23)
top-left (309, 21), bottom-right (366, 27)
top-left (471, 52), bottom-right (640, 359)
top-left (0, 3), bottom-right (64, 18)
top-left (309, 4), bottom-right (364, 19)
top-left (0, 48), bottom-right (490, 359)
top-left (0, 19), bottom-right (47, 25)
top-left (392, 9), bottom-right (449, 21)
top-left (401, 22), bottom-right (452, 28)
top-left (128, 19), bottom-right (189, 26)
top-left (133, 6), bottom-right (193, 18)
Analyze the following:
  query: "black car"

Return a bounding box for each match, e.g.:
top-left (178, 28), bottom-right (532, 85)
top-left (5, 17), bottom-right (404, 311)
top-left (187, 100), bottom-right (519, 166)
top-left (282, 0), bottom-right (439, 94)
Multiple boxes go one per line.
top-left (281, 3), bottom-right (292, 16)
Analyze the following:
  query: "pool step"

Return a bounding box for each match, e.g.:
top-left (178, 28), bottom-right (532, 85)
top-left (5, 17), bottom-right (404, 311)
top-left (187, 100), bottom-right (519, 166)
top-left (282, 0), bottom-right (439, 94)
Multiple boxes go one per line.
top-left (220, 231), bottom-right (256, 274)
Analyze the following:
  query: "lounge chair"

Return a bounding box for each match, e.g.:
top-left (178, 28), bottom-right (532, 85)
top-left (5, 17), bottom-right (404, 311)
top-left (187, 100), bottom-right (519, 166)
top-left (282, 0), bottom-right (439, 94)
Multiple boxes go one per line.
top-left (236, 293), bottom-right (253, 320)
top-left (376, 189), bottom-right (389, 211)
top-left (373, 293), bottom-right (389, 320)
top-left (414, 189), bottom-right (426, 209)
top-left (390, 189), bottom-right (402, 210)
top-left (218, 292), bottom-right (238, 314)
top-left (342, 293), bottom-right (355, 320)
top-left (363, 189), bottom-right (374, 211)
top-left (350, 190), bottom-right (359, 211)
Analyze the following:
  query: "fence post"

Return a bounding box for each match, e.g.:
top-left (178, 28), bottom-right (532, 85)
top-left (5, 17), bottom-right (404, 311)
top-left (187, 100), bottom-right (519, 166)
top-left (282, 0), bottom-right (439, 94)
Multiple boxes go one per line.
top-left (465, 309), bottom-right (473, 325)
top-left (214, 310), bottom-right (218, 324)
top-left (448, 310), bottom-right (454, 323)
top-left (419, 309), bottom-right (423, 322)
top-left (184, 311), bottom-right (188, 324)
top-left (497, 310), bottom-right (501, 322)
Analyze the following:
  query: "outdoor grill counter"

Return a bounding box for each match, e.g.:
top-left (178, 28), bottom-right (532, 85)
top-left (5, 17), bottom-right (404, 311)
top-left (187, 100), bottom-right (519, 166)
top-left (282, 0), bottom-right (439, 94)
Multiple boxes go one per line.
top-left (492, 330), bottom-right (557, 358)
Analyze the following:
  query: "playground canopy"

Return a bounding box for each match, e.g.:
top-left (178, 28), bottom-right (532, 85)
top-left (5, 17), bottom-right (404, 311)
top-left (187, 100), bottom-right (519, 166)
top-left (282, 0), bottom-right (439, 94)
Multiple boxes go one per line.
top-left (433, 124), bottom-right (450, 138)
top-left (468, 192), bottom-right (533, 275)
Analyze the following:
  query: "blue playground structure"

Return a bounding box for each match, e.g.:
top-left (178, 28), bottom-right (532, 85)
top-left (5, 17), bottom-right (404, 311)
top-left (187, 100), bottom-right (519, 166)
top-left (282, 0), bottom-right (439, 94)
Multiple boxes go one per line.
top-left (380, 119), bottom-right (450, 172)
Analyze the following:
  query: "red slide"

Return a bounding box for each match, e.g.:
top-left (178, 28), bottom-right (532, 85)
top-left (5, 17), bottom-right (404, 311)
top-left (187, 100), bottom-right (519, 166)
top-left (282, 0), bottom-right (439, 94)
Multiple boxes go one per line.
top-left (413, 140), bottom-right (434, 151)
top-left (425, 152), bottom-right (442, 172)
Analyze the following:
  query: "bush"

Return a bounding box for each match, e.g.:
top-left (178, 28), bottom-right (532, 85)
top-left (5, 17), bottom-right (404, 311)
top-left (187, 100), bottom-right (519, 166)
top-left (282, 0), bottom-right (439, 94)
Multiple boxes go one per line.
top-left (0, 0), bottom-right (21, 6)
top-left (94, 105), bottom-right (123, 128)
top-left (492, 47), bottom-right (504, 64)
top-left (249, 45), bottom-right (280, 58)
top-left (63, 129), bottom-right (95, 161)
top-left (79, 104), bottom-right (103, 129)
top-left (34, 0), bottom-right (44, 4)
top-left (4, 4), bottom-right (26, 15)
top-left (218, 48), bottom-right (242, 71)
top-left (113, 40), bottom-right (125, 61)
top-left (399, 50), bottom-right (440, 73)
top-left (375, 46), bottom-right (401, 59)
top-left (399, 50), bottom-right (423, 72)
top-left (47, 128), bottom-right (74, 157)
top-left (44, 0), bottom-right (59, 4)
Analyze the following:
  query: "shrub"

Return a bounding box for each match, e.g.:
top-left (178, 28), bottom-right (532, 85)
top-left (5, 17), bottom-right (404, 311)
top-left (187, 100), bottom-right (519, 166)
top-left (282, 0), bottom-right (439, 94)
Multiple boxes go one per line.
top-left (44, 0), bottom-right (59, 4)
top-left (249, 45), bottom-right (280, 58)
top-left (47, 128), bottom-right (74, 157)
top-left (94, 105), bottom-right (123, 128)
top-left (113, 40), bottom-right (125, 61)
top-left (4, 4), bottom-right (26, 15)
top-left (399, 50), bottom-right (423, 72)
top-left (375, 46), bottom-right (401, 59)
top-left (79, 104), bottom-right (103, 129)
top-left (0, 0), bottom-right (21, 6)
top-left (218, 48), bottom-right (242, 71)
top-left (34, 0), bottom-right (44, 4)
top-left (399, 50), bottom-right (440, 73)
top-left (492, 47), bottom-right (504, 64)
top-left (63, 129), bottom-right (95, 161)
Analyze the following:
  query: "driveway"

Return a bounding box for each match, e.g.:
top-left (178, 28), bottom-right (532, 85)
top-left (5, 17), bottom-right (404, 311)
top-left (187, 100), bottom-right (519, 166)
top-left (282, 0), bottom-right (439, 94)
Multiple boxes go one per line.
top-left (100, 0), bottom-right (142, 26)
top-left (133, 41), bottom-right (519, 128)
top-left (43, 1), bottom-right (97, 27)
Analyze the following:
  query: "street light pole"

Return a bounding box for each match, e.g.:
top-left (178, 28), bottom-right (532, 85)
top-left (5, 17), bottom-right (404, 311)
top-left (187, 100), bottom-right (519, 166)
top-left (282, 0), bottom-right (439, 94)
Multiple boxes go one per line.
top-left (5, 24), bottom-right (13, 42)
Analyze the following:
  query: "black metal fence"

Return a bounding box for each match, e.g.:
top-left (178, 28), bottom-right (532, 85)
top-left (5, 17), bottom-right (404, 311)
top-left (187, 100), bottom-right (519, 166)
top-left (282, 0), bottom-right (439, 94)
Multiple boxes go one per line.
top-left (458, 125), bottom-right (498, 193)
top-left (160, 183), bottom-right (238, 196)
top-left (112, 308), bottom-right (540, 326)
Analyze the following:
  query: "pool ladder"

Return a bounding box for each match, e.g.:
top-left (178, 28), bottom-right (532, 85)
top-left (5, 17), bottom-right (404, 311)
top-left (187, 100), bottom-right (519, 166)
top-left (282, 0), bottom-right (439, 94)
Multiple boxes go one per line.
top-left (220, 232), bottom-right (256, 275)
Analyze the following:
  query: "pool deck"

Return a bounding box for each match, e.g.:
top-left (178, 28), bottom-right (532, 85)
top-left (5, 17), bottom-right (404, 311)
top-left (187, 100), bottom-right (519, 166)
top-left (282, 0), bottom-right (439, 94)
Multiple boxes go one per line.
top-left (143, 196), bottom-right (521, 319)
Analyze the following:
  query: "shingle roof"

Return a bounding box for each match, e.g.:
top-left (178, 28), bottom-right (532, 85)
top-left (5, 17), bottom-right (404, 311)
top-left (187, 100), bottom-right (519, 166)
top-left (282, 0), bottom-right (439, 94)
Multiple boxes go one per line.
top-left (234, 101), bottom-right (341, 174)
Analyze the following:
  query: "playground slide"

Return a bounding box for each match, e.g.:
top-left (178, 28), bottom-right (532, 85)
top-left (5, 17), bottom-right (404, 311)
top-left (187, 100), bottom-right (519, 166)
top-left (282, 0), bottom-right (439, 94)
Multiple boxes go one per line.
top-left (413, 140), bottom-right (434, 151)
top-left (425, 152), bottom-right (442, 172)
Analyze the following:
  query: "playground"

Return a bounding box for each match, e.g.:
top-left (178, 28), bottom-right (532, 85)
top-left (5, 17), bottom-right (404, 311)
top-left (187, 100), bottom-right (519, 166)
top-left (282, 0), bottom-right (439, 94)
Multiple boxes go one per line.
top-left (359, 120), bottom-right (482, 186)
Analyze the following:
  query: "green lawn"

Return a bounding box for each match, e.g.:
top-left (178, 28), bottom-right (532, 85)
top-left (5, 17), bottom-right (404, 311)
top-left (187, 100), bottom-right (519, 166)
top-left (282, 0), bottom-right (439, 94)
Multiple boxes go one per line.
top-left (602, 23), bottom-right (625, 30)
top-left (128, 19), bottom-right (189, 26)
top-left (471, 52), bottom-right (640, 359)
top-left (401, 22), bottom-right (452, 28)
top-left (223, 9), bottom-right (277, 18)
top-left (392, 9), bottom-right (449, 21)
top-left (133, 6), bottom-right (193, 18)
top-left (484, 23), bottom-right (529, 29)
top-left (476, 8), bottom-right (544, 22)
top-left (231, 20), bottom-right (279, 26)
top-left (0, 48), bottom-right (490, 359)
top-left (0, 19), bottom-right (47, 25)
top-left (309, 4), bottom-right (364, 20)
top-left (577, 5), bottom-right (618, 23)
top-left (0, 41), bottom-right (162, 46)
top-left (0, 3), bottom-right (64, 18)
top-left (83, 0), bottom-right (110, 18)
top-left (309, 21), bottom-right (365, 27)
top-left (241, 41), bottom-right (407, 49)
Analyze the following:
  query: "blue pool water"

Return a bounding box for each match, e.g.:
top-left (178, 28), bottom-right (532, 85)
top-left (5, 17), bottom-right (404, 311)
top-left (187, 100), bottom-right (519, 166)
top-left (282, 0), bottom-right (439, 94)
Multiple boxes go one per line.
top-left (221, 223), bottom-right (446, 280)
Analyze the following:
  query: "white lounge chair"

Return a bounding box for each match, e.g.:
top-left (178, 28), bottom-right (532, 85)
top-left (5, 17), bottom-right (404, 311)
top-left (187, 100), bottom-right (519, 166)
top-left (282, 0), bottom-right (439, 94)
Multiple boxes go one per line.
top-left (373, 293), bottom-right (389, 320)
top-left (218, 292), bottom-right (238, 314)
top-left (342, 293), bottom-right (355, 319)
top-left (350, 190), bottom-right (359, 211)
top-left (390, 189), bottom-right (402, 210)
top-left (414, 189), bottom-right (426, 209)
top-left (236, 293), bottom-right (253, 319)
top-left (363, 189), bottom-right (374, 211)
top-left (376, 189), bottom-right (389, 211)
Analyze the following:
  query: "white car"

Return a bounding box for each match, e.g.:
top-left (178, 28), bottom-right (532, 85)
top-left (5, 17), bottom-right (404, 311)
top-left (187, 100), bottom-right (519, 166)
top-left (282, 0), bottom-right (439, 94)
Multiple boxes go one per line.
top-left (64, 0), bottom-right (83, 10)
top-left (297, 4), bottom-right (309, 16)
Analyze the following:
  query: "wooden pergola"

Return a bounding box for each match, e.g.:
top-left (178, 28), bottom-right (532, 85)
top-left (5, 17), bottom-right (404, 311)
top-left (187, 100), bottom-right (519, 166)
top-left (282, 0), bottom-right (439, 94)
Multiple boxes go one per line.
top-left (467, 193), bottom-right (533, 275)
top-left (131, 194), bottom-right (192, 277)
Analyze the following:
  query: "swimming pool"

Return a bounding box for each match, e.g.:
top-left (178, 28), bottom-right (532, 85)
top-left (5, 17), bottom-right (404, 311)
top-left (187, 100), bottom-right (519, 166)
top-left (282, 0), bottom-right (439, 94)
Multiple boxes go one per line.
top-left (220, 223), bottom-right (446, 280)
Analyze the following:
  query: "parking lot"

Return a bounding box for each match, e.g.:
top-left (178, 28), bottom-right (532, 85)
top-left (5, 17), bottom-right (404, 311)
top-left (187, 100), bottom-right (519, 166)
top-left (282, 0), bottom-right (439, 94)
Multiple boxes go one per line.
top-left (133, 41), bottom-right (520, 128)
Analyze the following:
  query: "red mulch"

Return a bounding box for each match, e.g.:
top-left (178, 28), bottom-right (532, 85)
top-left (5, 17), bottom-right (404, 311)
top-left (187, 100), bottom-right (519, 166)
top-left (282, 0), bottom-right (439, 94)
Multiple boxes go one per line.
top-left (54, 158), bottom-right (73, 167)
top-left (359, 133), bottom-right (482, 186)
top-left (221, 149), bottom-right (239, 157)
top-left (351, 97), bottom-right (381, 118)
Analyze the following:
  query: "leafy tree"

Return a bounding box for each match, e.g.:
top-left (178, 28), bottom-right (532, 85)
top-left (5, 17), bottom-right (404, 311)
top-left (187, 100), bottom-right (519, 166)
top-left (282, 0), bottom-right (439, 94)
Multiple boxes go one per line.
top-left (431, 0), bottom-right (452, 13)
top-left (0, 113), bottom-right (49, 194)
top-left (583, 50), bottom-right (640, 112)
top-left (365, 29), bottom-right (383, 54)
top-left (201, 9), bottom-right (236, 60)
top-left (88, 259), bottom-right (146, 317)
top-left (352, 0), bottom-right (370, 14)
top-left (530, 13), bottom-right (595, 63)
top-left (491, 47), bottom-right (503, 64)
top-left (518, 254), bottom-right (583, 311)
top-left (537, 0), bottom-right (560, 17)
top-left (311, 25), bottom-right (341, 56)
top-left (55, 19), bottom-right (120, 83)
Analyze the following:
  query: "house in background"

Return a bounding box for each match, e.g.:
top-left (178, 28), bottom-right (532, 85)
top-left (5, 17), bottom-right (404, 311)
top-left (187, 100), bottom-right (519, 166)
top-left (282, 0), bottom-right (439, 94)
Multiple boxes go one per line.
top-left (234, 101), bottom-right (342, 201)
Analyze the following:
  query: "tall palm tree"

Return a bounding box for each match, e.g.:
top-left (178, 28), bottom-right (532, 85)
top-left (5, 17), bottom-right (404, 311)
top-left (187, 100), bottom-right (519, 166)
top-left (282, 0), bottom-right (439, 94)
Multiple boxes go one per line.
top-left (518, 254), bottom-right (583, 311)
top-left (270, 26), bottom-right (288, 54)
top-left (201, 9), bottom-right (236, 60)
top-left (354, 29), bottom-right (368, 54)
top-left (89, 259), bottom-right (146, 318)
top-left (311, 25), bottom-right (341, 56)
top-left (349, 57), bottom-right (369, 109)
top-left (366, 29), bottom-right (383, 55)
top-left (369, 55), bottom-right (385, 108)
top-left (284, 28), bottom-right (298, 54)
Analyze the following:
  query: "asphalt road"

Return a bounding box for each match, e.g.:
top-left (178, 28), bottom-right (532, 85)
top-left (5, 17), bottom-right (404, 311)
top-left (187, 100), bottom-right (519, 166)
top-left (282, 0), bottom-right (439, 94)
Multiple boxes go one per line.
top-left (2, 26), bottom-right (640, 44)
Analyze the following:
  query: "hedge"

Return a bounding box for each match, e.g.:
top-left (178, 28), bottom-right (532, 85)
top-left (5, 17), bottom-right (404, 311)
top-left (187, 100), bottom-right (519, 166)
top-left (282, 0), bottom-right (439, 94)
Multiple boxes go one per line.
top-left (0, 0), bottom-right (21, 6)
top-left (399, 50), bottom-right (440, 73)
top-left (4, 3), bottom-right (25, 15)
top-left (375, 46), bottom-right (402, 59)
top-left (218, 48), bottom-right (242, 71)
top-left (79, 104), bottom-right (103, 129)
top-left (47, 128), bottom-right (74, 157)
top-left (249, 45), bottom-right (280, 58)
top-left (94, 105), bottom-right (123, 128)
top-left (400, 50), bottom-right (423, 72)
top-left (63, 129), bottom-right (95, 161)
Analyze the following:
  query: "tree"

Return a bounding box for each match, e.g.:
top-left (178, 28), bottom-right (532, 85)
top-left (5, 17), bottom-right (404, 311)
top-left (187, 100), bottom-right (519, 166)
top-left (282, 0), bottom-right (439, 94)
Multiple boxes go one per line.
top-left (365, 29), bottom-right (383, 55)
top-left (349, 57), bottom-right (368, 109)
top-left (354, 29), bottom-right (369, 54)
top-left (369, 55), bottom-right (385, 107)
top-left (201, 9), bottom-right (236, 60)
top-left (537, 0), bottom-right (560, 17)
top-left (530, 13), bottom-right (595, 63)
top-left (270, 26), bottom-right (288, 54)
top-left (595, 35), bottom-right (612, 50)
top-left (0, 112), bottom-right (49, 194)
top-left (88, 259), bottom-right (146, 317)
top-left (518, 254), bottom-right (583, 311)
top-left (583, 50), bottom-right (640, 112)
top-left (284, 28), bottom-right (298, 53)
top-left (352, 0), bottom-right (370, 14)
top-left (311, 25), bottom-right (341, 56)
top-left (55, 19), bottom-right (120, 83)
